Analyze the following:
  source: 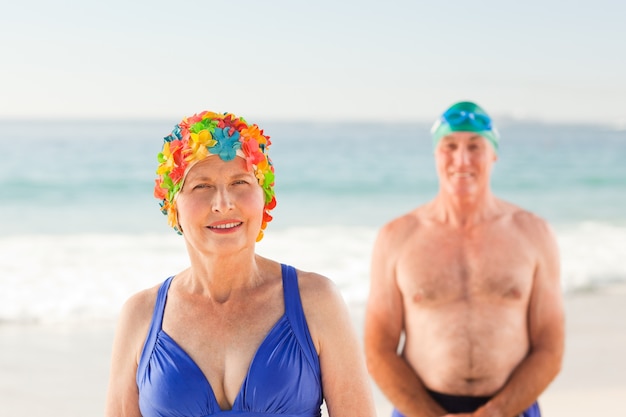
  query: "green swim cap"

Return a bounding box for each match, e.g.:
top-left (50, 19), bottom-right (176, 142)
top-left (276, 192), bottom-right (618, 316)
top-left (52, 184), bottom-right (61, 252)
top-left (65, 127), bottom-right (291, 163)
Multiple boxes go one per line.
top-left (430, 101), bottom-right (500, 153)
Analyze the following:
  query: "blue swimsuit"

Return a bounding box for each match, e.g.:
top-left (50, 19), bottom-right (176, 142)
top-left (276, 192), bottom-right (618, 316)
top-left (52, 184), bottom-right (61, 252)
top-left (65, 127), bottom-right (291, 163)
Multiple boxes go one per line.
top-left (137, 264), bottom-right (323, 417)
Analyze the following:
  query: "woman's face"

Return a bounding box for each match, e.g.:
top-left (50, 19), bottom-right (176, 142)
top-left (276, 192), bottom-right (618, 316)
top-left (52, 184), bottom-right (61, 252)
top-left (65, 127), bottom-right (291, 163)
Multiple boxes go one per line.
top-left (175, 156), bottom-right (265, 255)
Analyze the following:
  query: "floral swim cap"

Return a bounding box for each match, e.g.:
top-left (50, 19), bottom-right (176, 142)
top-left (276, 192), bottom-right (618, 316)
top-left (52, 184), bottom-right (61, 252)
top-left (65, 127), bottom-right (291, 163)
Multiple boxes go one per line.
top-left (153, 111), bottom-right (276, 241)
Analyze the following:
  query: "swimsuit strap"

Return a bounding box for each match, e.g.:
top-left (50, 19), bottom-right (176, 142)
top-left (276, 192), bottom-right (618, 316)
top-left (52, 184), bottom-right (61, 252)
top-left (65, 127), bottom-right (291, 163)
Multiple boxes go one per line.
top-left (280, 263), bottom-right (320, 373)
top-left (137, 275), bottom-right (174, 385)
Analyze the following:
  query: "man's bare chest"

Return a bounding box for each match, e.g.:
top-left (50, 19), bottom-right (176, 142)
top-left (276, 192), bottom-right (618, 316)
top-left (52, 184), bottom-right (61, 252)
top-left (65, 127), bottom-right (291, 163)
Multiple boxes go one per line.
top-left (396, 229), bottom-right (536, 303)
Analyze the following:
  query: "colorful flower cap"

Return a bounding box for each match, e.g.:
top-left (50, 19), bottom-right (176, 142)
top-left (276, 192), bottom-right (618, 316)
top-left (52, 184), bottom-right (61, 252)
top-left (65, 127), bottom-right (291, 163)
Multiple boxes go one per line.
top-left (153, 111), bottom-right (276, 241)
top-left (430, 101), bottom-right (500, 154)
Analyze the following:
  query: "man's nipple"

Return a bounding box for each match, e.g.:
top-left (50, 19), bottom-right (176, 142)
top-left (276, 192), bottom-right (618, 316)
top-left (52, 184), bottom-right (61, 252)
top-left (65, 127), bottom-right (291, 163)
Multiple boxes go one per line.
top-left (503, 287), bottom-right (522, 299)
top-left (412, 289), bottom-right (424, 303)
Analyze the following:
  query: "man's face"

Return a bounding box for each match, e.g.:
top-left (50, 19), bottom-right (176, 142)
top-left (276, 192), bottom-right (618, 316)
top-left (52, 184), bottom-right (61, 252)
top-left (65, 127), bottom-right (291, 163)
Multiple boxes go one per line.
top-left (434, 131), bottom-right (497, 197)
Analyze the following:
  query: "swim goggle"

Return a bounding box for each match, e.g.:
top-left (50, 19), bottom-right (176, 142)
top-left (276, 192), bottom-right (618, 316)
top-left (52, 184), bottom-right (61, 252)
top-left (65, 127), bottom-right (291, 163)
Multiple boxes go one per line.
top-left (439, 108), bottom-right (493, 131)
top-left (430, 102), bottom-right (500, 153)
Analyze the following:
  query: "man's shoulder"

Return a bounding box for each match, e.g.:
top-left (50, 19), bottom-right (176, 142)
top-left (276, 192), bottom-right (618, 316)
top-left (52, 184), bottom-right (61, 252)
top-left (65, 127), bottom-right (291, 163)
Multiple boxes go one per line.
top-left (498, 200), bottom-right (555, 239)
top-left (375, 205), bottom-right (436, 250)
top-left (382, 205), bottom-right (430, 233)
top-left (502, 201), bottom-right (546, 225)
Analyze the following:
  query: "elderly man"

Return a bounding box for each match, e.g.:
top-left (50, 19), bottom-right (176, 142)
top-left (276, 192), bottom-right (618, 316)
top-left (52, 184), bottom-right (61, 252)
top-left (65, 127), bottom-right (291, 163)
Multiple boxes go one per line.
top-left (365, 101), bottom-right (564, 417)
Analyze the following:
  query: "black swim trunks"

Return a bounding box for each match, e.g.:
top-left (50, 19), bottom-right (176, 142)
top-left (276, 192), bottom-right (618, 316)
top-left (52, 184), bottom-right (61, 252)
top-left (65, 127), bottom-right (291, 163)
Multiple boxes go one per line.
top-left (391, 389), bottom-right (541, 416)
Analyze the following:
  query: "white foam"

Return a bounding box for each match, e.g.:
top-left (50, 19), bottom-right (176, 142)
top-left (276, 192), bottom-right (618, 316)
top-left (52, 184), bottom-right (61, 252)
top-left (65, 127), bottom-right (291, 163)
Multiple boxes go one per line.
top-left (0, 234), bottom-right (188, 323)
top-left (1, 222), bottom-right (624, 323)
top-left (556, 222), bottom-right (626, 291)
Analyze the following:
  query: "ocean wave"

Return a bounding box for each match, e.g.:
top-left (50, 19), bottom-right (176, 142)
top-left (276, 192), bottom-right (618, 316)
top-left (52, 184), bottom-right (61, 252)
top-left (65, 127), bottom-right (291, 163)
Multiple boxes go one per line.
top-left (1, 223), bottom-right (625, 323)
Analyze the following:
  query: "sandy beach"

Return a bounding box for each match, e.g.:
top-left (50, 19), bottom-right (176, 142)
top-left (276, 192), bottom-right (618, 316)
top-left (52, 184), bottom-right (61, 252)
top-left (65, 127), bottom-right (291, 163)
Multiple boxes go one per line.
top-left (1, 284), bottom-right (625, 417)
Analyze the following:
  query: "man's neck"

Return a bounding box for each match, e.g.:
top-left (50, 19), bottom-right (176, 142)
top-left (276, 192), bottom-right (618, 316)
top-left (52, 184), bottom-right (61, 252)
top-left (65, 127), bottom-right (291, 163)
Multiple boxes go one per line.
top-left (431, 189), bottom-right (499, 228)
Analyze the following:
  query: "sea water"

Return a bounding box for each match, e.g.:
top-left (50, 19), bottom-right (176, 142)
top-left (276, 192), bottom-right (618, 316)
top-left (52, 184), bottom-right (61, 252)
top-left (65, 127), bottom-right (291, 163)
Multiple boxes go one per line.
top-left (1, 119), bottom-right (625, 323)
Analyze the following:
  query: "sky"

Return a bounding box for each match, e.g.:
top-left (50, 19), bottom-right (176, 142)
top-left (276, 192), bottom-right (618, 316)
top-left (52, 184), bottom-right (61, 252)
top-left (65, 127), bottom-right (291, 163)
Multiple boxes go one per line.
top-left (2, 0), bottom-right (625, 126)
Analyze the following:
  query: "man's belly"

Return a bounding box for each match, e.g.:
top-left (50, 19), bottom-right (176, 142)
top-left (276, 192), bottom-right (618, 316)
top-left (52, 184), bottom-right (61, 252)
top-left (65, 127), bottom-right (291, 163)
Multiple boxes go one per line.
top-left (403, 304), bottom-right (530, 396)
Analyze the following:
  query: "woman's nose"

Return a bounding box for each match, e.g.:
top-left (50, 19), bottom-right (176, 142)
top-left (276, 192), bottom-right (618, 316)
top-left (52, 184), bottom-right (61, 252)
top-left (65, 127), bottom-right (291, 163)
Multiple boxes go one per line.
top-left (211, 187), bottom-right (234, 212)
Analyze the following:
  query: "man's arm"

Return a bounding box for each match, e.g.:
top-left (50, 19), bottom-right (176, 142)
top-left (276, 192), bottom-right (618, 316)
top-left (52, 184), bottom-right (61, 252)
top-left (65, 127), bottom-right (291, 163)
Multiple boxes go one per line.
top-left (473, 217), bottom-right (565, 417)
top-left (364, 221), bottom-right (446, 417)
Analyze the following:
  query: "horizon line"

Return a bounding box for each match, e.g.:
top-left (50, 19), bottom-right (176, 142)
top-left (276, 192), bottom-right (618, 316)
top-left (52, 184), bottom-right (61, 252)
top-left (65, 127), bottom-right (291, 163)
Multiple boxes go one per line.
top-left (0, 115), bottom-right (624, 130)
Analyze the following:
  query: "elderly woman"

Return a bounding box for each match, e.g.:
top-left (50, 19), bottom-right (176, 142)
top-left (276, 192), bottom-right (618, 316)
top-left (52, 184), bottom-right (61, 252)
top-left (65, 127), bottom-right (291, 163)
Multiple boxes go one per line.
top-left (105, 111), bottom-right (376, 417)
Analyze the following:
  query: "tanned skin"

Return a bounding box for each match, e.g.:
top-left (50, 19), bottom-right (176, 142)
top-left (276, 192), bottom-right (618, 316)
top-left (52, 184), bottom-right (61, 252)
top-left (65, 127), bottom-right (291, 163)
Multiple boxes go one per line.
top-left (365, 132), bottom-right (564, 417)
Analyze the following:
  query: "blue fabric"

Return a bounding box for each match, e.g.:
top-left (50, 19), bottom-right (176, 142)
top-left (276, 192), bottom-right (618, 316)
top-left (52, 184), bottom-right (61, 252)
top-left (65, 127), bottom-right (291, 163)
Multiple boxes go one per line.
top-left (137, 264), bottom-right (323, 417)
top-left (522, 401), bottom-right (541, 417)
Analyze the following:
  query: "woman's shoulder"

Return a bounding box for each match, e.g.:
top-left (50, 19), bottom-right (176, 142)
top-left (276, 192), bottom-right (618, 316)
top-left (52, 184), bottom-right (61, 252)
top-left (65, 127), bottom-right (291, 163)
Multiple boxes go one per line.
top-left (109, 279), bottom-right (170, 367)
top-left (292, 267), bottom-right (356, 356)
top-left (120, 281), bottom-right (163, 320)
top-left (294, 269), bottom-right (347, 323)
top-left (115, 280), bottom-right (167, 345)
top-left (294, 268), bottom-right (340, 303)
